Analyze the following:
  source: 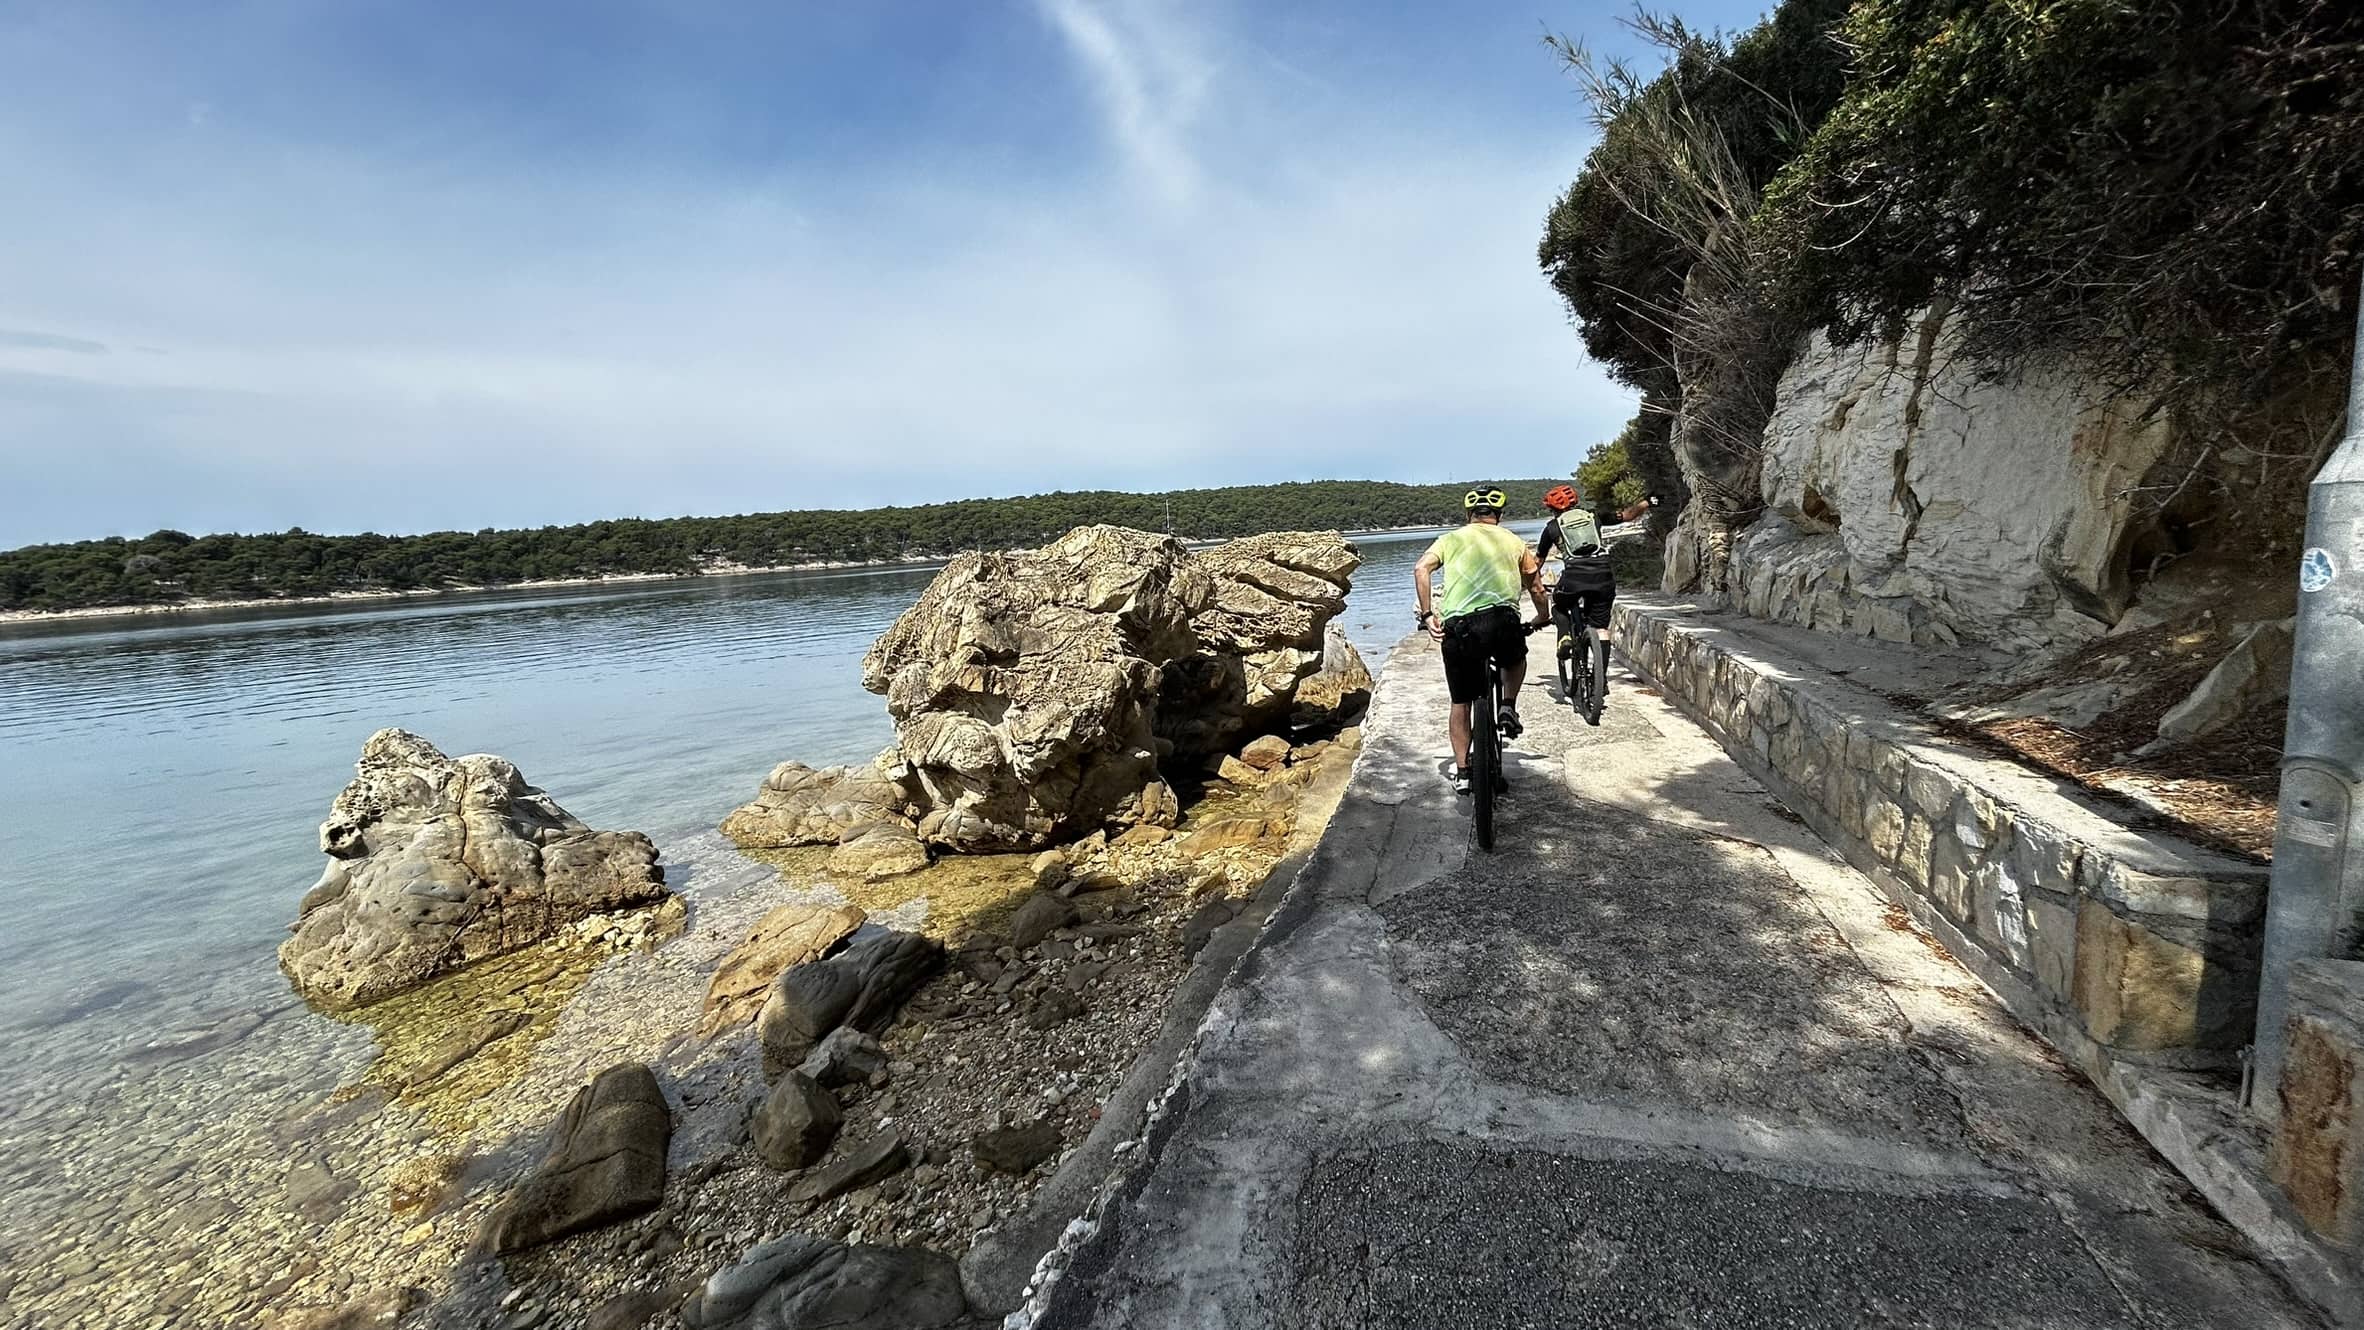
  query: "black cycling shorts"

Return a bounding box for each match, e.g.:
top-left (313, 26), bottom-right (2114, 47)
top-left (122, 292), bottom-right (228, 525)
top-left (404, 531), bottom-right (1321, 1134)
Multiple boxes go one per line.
top-left (1439, 604), bottom-right (1526, 705)
top-left (1553, 580), bottom-right (1615, 631)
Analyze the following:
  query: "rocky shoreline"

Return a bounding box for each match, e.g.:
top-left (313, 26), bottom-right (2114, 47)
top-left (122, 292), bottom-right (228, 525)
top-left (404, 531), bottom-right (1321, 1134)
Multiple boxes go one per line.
top-left (0, 729), bottom-right (1355, 1330)
top-left (0, 523), bottom-right (1376, 1330)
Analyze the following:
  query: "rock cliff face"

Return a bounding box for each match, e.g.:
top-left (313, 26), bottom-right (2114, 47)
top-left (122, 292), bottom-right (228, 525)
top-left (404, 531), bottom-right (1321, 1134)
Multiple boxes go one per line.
top-left (281, 729), bottom-right (669, 1010)
top-left (724, 525), bottom-right (1365, 855)
top-left (1711, 312), bottom-right (2177, 652)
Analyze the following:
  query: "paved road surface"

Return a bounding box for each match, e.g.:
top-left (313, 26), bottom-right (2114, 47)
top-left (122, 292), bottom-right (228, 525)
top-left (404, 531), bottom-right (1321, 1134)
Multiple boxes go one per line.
top-left (1037, 633), bottom-right (2319, 1329)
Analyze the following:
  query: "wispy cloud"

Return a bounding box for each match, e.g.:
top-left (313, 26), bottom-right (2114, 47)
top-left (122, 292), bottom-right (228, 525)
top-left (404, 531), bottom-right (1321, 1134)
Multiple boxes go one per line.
top-left (0, 328), bottom-right (108, 355)
top-left (1034, 0), bottom-right (1213, 205)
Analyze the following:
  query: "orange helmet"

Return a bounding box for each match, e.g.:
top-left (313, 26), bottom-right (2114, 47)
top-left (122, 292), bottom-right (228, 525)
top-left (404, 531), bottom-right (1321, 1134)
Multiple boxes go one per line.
top-left (1544, 484), bottom-right (1578, 512)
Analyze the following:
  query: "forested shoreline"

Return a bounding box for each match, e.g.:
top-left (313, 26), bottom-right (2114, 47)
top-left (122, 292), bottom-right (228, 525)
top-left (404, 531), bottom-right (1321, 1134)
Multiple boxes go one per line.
top-left (0, 478), bottom-right (1567, 613)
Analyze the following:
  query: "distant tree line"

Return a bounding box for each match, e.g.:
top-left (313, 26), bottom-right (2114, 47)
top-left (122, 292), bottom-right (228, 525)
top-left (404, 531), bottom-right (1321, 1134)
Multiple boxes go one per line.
top-left (0, 479), bottom-right (1571, 612)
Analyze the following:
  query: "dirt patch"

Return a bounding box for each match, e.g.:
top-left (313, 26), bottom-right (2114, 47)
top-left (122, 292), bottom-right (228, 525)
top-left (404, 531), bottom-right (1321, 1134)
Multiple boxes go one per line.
top-left (1882, 903), bottom-right (1958, 967)
top-left (1941, 615), bottom-right (2282, 862)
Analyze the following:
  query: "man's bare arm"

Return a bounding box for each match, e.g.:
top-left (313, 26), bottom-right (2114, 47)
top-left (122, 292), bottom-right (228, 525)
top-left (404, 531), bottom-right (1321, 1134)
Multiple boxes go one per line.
top-left (1413, 552), bottom-right (1441, 627)
top-left (1522, 553), bottom-right (1549, 623)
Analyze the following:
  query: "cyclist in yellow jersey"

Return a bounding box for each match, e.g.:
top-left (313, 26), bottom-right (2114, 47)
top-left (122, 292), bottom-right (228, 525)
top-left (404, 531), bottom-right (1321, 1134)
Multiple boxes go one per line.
top-left (1413, 486), bottom-right (1551, 795)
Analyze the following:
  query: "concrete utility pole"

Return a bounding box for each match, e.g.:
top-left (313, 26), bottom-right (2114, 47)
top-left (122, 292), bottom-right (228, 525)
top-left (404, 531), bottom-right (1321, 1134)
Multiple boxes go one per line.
top-left (2253, 283), bottom-right (2364, 1118)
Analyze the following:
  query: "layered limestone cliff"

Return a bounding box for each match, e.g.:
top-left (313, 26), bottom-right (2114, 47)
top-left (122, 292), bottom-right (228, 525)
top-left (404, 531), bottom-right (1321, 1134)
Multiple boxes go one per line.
top-left (1710, 311), bottom-right (2177, 653)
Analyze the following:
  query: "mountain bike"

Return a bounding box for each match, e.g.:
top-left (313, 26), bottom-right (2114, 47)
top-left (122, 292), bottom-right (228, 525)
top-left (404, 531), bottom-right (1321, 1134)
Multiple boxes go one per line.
top-left (1553, 595), bottom-right (1610, 727)
top-left (1428, 612), bottom-right (1543, 852)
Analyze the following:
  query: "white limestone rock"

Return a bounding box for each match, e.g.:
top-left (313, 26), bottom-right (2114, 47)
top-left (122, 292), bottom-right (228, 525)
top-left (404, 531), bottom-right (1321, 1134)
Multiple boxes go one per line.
top-left (1740, 313), bottom-right (2175, 650)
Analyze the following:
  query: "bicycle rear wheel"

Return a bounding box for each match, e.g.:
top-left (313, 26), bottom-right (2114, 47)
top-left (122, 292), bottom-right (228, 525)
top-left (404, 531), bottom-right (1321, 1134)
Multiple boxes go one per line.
top-left (1587, 631), bottom-right (1608, 726)
top-left (1471, 685), bottom-right (1497, 851)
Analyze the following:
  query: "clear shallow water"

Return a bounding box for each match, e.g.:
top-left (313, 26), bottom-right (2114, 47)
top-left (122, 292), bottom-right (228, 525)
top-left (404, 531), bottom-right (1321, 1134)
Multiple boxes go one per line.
top-left (0, 525), bottom-right (1493, 1075)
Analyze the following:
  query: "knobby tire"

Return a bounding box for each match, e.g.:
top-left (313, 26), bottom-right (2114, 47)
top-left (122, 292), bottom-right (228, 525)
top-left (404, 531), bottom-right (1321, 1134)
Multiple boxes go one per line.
top-left (1587, 631), bottom-right (1608, 726)
top-left (1472, 684), bottom-right (1496, 852)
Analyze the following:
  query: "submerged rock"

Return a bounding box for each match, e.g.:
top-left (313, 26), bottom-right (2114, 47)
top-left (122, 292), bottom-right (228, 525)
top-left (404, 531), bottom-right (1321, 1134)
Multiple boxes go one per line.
top-left (701, 902), bottom-right (866, 1038)
top-left (280, 729), bottom-right (669, 1010)
top-left (721, 525), bottom-right (1366, 855)
top-left (757, 931), bottom-right (943, 1075)
top-left (478, 1062), bottom-right (671, 1255)
top-left (721, 761), bottom-right (912, 851)
top-left (681, 1234), bottom-right (967, 1330)
top-left (826, 823), bottom-right (931, 881)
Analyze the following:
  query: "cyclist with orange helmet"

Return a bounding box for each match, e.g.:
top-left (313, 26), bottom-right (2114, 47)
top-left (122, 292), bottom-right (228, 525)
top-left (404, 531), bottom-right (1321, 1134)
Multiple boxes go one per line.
top-left (1537, 480), bottom-right (1654, 641)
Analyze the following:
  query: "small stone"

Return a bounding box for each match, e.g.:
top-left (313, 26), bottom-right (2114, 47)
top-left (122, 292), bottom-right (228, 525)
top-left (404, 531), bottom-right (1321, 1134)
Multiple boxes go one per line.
top-left (1239, 734), bottom-right (1291, 770)
top-left (785, 1134), bottom-right (910, 1205)
top-left (1024, 989), bottom-right (1084, 1031)
top-left (973, 1119), bottom-right (1062, 1175)
top-left (751, 1071), bottom-right (842, 1171)
top-left (798, 1028), bottom-right (890, 1088)
top-left (1010, 892), bottom-right (1080, 949)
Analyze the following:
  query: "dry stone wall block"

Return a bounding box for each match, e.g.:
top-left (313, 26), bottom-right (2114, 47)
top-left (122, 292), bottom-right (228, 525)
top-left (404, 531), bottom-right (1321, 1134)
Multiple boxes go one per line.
top-left (2269, 961), bottom-right (2364, 1244)
top-left (2071, 902), bottom-right (2254, 1054)
top-left (2026, 896), bottom-right (2079, 1002)
top-left (1614, 603), bottom-right (2268, 1066)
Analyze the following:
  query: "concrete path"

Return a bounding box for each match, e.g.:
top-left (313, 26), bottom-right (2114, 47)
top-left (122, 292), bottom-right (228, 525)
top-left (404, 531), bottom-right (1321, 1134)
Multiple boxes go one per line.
top-left (1036, 634), bottom-right (2321, 1329)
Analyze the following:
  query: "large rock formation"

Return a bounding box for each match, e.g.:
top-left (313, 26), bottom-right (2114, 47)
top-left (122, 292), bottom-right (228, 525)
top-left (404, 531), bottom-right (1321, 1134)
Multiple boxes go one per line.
top-left (1712, 312), bottom-right (2179, 652)
top-left (723, 525), bottom-right (1365, 855)
top-left (280, 729), bottom-right (669, 1010)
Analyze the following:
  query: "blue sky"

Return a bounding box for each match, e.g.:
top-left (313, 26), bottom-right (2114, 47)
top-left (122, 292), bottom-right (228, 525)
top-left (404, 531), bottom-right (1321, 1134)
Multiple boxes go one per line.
top-left (0, 0), bottom-right (1770, 547)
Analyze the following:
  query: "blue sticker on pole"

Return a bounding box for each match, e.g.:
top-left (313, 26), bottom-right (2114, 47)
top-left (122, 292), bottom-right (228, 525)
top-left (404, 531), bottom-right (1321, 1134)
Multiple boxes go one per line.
top-left (2300, 547), bottom-right (2337, 593)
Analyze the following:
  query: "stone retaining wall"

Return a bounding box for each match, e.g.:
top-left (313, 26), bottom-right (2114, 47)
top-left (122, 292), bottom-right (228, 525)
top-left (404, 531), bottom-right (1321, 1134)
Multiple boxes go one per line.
top-left (1615, 600), bottom-right (2269, 1071)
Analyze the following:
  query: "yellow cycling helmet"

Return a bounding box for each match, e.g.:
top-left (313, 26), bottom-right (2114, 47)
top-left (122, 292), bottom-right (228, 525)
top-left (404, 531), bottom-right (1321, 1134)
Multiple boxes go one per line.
top-left (1462, 486), bottom-right (1508, 512)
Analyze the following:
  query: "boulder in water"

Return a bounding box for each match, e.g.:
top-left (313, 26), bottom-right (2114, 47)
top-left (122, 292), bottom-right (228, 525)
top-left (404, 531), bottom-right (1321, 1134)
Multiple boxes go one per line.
top-left (721, 525), bottom-right (1366, 855)
top-left (280, 729), bottom-right (669, 1010)
top-left (700, 902), bottom-right (866, 1038)
top-left (478, 1062), bottom-right (671, 1255)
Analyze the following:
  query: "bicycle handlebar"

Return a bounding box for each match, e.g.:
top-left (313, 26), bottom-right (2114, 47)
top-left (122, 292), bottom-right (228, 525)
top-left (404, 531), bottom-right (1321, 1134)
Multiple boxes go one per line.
top-left (1416, 611), bottom-right (1554, 634)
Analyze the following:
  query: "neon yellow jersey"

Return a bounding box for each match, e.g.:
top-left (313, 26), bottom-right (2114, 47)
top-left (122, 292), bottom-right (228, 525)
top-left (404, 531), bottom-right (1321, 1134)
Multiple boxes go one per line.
top-left (1425, 523), bottom-right (1533, 621)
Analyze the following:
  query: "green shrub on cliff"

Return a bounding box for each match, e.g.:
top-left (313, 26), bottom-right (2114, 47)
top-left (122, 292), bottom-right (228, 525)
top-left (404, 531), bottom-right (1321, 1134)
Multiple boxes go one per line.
top-left (1576, 424), bottom-right (1646, 511)
top-left (1537, 0), bottom-right (1853, 398)
top-left (1758, 0), bottom-right (2364, 400)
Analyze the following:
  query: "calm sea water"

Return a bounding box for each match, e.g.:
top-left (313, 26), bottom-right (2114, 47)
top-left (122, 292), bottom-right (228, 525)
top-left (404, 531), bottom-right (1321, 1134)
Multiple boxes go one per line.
top-left (0, 525), bottom-right (1504, 1083)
